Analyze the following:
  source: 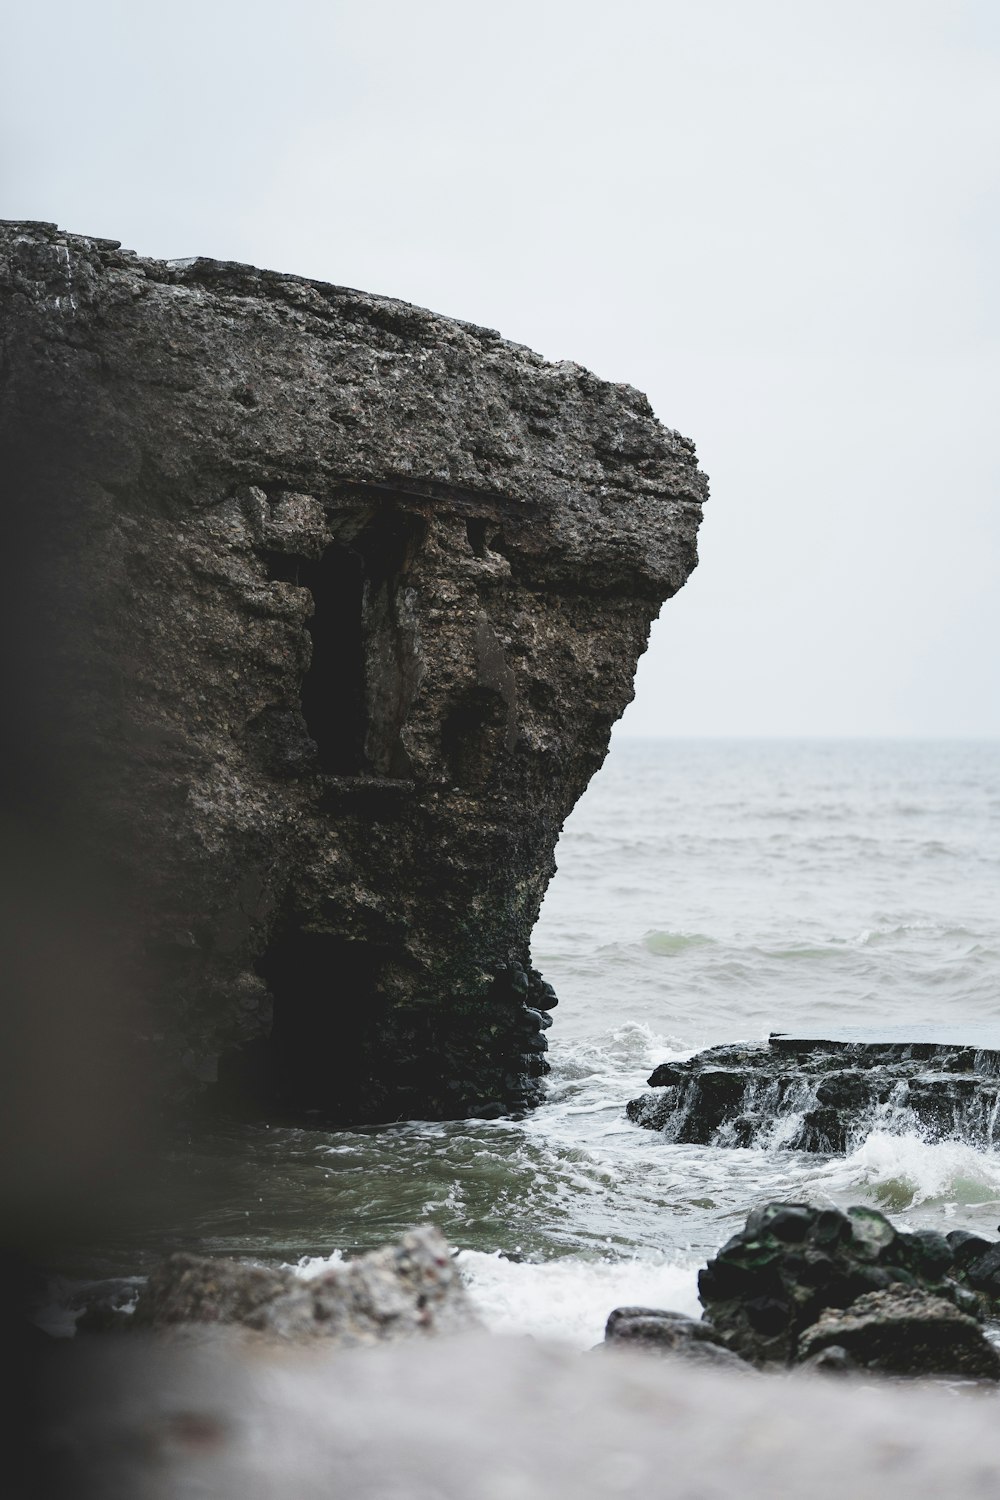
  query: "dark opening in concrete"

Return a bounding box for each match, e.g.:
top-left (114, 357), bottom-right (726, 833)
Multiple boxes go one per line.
top-left (466, 516), bottom-right (488, 558)
top-left (299, 544), bottom-right (367, 774)
top-left (238, 929), bottom-right (391, 1119)
top-left (272, 505), bottom-right (427, 777)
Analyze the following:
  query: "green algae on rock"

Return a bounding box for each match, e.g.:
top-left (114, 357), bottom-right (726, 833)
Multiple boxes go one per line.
top-left (698, 1201), bottom-right (1000, 1375)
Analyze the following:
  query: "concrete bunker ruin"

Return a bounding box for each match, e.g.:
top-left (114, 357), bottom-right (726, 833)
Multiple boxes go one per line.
top-left (1, 222), bottom-right (707, 1122)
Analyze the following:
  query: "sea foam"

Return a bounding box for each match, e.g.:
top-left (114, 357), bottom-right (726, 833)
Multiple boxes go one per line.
top-left (455, 1248), bottom-right (703, 1349)
top-left (823, 1129), bottom-right (1000, 1213)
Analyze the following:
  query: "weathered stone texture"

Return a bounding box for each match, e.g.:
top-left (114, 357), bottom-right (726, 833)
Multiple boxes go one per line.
top-left (796, 1287), bottom-right (1000, 1380)
top-left (132, 1227), bottom-right (478, 1345)
top-left (628, 1036), bottom-right (1000, 1151)
top-left (0, 220), bottom-right (706, 1121)
top-left (698, 1202), bottom-right (1000, 1373)
top-left (603, 1305), bottom-right (753, 1370)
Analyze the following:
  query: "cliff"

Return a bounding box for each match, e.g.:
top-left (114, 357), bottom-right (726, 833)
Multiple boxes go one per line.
top-left (0, 220), bottom-right (706, 1123)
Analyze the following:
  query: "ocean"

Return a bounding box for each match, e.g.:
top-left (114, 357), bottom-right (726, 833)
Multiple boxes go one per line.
top-left (47, 738), bottom-right (1000, 1346)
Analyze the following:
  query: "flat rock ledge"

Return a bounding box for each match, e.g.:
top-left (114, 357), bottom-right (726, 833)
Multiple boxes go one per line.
top-left (130, 1226), bottom-right (478, 1346)
top-left (0, 221), bottom-right (706, 1124)
top-left (627, 1035), bottom-right (1000, 1150)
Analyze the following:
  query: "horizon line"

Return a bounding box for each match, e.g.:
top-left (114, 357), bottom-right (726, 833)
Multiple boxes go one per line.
top-left (611, 731), bottom-right (1000, 742)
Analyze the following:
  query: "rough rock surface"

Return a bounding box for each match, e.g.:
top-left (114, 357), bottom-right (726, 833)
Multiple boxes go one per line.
top-left (698, 1202), bottom-right (999, 1370)
top-left (30, 1331), bottom-right (1000, 1500)
top-left (796, 1287), bottom-right (1000, 1379)
top-left (132, 1226), bottom-right (477, 1344)
top-left (628, 1036), bottom-right (1000, 1150)
top-left (0, 220), bottom-right (706, 1122)
top-left (603, 1305), bottom-right (752, 1370)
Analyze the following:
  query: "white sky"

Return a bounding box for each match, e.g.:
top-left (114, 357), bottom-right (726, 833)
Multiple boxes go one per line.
top-left (4, 0), bottom-right (998, 736)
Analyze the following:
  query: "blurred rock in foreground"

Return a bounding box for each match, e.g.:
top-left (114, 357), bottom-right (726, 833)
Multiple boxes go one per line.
top-left (32, 1331), bottom-right (1000, 1500)
top-left (602, 1304), bottom-right (753, 1370)
top-left (132, 1226), bottom-right (478, 1344)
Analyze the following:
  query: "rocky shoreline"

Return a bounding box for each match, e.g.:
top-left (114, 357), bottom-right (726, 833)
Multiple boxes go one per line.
top-left (63, 1202), bottom-right (1000, 1385)
top-left (31, 1201), bottom-right (1000, 1495)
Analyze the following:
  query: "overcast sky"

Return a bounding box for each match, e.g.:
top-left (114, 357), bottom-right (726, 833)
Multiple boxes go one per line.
top-left (4, 0), bottom-right (998, 736)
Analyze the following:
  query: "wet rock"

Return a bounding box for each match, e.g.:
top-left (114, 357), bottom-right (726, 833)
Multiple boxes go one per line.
top-left (962, 1242), bottom-right (1000, 1298)
top-left (796, 1343), bottom-right (857, 1375)
top-left (132, 1226), bottom-right (479, 1345)
top-left (907, 1229), bottom-right (953, 1280)
top-left (697, 1202), bottom-right (999, 1368)
top-left (796, 1288), bottom-right (1000, 1379)
top-left (629, 1035), bottom-right (1000, 1151)
top-left (74, 1303), bottom-right (135, 1336)
top-left (603, 1306), bottom-right (753, 1371)
top-left (0, 221), bottom-right (706, 1123)
top-left (946, 1229), bottom-right (994, 1269)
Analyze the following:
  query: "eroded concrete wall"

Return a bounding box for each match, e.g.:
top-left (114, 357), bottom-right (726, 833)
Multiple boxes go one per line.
top-left (0, 221), bottom-right (706, 1122)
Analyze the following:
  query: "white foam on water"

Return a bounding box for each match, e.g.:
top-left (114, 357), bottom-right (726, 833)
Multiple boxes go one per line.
top-left (455, 1249), bottom-right (703, 1350)
top-left (821, 1129), bottom-right (1000, 1211)
top-left (292, 1249), bottom-right (347, 1279)
top-left (289, 1244), bottom-right (704, 1352)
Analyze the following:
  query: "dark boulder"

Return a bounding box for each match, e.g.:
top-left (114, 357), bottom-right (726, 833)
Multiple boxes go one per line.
top-left (963, 1243), bottom-right (1000, 1298)
top-left (698, 1202), bottom-right (999, 1371)
top-left (796, 1343), bottom-right (857, 1374)
top-left (797, 1288), bottom-right (1000, 1380)
top-left (947, 1229), bottom-right (994, 1269)
top-left (603, 1305), bottom-right (753, 1370)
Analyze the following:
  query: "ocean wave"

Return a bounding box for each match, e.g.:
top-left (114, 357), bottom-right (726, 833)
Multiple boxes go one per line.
top-left (545, 1024), bottom-right (687, 1086)
top-left (293, 1249), bottom-right (348, 1279)
top-left (756, 944), bottom-right (840, 961)
top-left (455, 1247), bottom-right (702, 1348)
top-left (821, 1130), bottom-right (1000, 1213)
top-left (642, 930), bottom-right (715, 956)
top-left (851, 920), bottom-right (978, 946)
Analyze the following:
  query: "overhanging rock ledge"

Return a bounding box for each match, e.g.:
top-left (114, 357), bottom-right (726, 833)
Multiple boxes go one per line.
top-left (0, 221), bottom-right (707, 1122)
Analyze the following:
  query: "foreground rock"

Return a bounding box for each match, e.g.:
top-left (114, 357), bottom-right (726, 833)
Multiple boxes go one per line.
top-left (131, 1227), bottom-right (477, 1345)
top-left (0, 220), bottom-right (706, 1123)
top-left (698, 1202), bottom-right (1000, 1375)
top-left (603, 1305), bottom-right (752, 1370)
top-left (30, 1331), bottom-right (1000, 1499)
top-left (628, 1033), bottom-right (1000, 1150)
top-left (797, 1288), bottom-right (1000, 1379)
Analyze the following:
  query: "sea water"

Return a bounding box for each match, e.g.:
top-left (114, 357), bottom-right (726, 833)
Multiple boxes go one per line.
top-left (48, 739), bottom-right (1000, 1346)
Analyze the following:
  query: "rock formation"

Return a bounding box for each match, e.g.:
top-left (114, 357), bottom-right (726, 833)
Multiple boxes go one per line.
top-left (627, 1035), bottom-right (1000, 1150)
top-left (0, 221), bottom-right (706, 1122)
top-left (697, 1201), bottom-right (1000, 1375)
top-left (131, 1226), bottom-right (478, 1345)
top-left (602, 1305), bottom-right (752, 1370)
top-left (795, 1287), bottom-right (1000, 1379)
